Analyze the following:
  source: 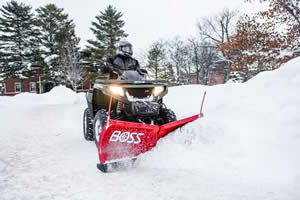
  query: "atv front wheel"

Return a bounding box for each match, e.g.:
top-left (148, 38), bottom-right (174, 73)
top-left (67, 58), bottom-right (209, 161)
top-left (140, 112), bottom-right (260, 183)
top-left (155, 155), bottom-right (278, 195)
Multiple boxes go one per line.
top-left (93, 109), bottom-right (107, 147)
top-left (83, 108), bottom-right (93, 141)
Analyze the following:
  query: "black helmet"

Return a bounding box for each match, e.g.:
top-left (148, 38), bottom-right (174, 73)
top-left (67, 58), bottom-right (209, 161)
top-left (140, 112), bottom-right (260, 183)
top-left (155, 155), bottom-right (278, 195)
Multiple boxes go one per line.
top-left (116, 40), bottom-right (133, 56)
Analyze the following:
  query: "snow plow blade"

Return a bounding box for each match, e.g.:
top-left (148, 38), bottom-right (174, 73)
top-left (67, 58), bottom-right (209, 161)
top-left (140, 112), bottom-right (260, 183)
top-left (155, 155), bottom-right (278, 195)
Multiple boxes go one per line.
top-left (98, 114), bottom-right (202, 164)
top-left (158, 114), bottom-right (201, 139)
top-left (97, 91), bottom-right (206, 165)
top-left (97, 120), bottom-right (159, 164)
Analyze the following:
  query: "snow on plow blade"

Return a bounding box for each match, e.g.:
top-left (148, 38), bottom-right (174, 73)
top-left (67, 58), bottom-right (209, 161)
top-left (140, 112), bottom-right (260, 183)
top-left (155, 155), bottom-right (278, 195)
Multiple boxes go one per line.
top-left (158, 114), bottom-right (202, 139)
top-left (98, 92), bottom-right (206, 165)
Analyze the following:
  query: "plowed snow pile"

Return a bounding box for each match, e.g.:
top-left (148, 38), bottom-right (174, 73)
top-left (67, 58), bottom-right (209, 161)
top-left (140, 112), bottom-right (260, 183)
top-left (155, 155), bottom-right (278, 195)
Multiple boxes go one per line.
top-left (0, 58), bottom-right (299, 200)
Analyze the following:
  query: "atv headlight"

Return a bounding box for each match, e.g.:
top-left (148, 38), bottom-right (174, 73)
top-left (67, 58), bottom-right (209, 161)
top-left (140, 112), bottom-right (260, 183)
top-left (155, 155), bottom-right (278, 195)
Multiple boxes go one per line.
top-left (109, 86), bottom-right (124, 96)
top-left (153, 86), bottom-right (164, 96)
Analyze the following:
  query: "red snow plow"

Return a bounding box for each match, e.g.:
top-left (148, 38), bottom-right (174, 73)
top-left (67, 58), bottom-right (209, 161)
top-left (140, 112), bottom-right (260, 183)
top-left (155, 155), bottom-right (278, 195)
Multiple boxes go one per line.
top-left (82, 70), bottom-right (206, 172)
top-left (96, 91), bottom-right (206, 172)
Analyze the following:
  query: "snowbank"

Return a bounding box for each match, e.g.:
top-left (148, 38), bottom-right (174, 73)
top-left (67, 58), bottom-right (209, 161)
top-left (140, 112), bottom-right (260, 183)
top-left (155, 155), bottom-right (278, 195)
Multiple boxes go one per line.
top-left (140, 57), bottom-right (300, 198)
top-left (0, 85), bottom-right (84, 106)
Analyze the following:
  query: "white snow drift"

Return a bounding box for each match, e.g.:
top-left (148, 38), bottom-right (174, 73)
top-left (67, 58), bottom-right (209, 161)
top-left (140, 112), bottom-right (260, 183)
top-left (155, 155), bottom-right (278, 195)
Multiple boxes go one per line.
top-left (0, 57), bottom-right (299, 200)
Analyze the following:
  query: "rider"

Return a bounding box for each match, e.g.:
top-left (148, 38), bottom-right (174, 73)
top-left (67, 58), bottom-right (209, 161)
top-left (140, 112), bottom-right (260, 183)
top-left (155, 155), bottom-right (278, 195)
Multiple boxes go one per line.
top-left (101, 40), bottom-right (146, 79)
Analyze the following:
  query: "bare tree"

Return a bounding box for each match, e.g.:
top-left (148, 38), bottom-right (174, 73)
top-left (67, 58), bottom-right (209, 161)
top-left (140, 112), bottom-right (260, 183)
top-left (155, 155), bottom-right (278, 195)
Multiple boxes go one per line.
top-left (187, 37), bottom-right (216, 84)
top-left (167, 37), bottom-right (190, 83)
top-left (188, 38), bottom-right (201, 84)
top-left (197, 9), bottom-right (237, 55)
top-left (59, 37), bottom-right (84, 92)
top-left (198, 44), bottom-right (216, 85)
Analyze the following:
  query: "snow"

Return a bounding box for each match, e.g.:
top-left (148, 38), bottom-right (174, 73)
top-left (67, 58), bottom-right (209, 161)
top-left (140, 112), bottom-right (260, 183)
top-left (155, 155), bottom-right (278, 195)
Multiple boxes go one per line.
top-left (44, 54), bottom-right (59, 63)
top-left (0, 73), bottom-right (4, 82)
top-left (1, 57), bottom-right (300, 199)
top-left (0, 86), bottom-right (84, 105)
top-left (44, 54), bottom-right (59, 69)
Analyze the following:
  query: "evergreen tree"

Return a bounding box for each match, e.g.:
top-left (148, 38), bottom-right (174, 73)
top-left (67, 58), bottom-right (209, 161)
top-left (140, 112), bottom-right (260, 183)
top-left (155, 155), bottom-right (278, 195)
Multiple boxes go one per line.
top-left (35, 3), bottom-right (75, 80)
top-left (0, 0), bottom-right (40, 79)
top-left (36, 4), bottom-right (75, 55)
top-left (87, 5), bottom-right (128, 62)
top-left (146, 41), bottom-right (171, 80)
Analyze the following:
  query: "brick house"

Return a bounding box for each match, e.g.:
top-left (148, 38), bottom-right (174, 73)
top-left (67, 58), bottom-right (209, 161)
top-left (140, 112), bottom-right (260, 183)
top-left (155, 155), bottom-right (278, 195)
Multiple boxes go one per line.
top-left (2, 77), bottom-right (39, 96)
top-left (0, 61), bottom-right (93, 96)
top-left (0, 76), bottom-right (57, 96)
top-left (0, 63), bottom-right (54, 96)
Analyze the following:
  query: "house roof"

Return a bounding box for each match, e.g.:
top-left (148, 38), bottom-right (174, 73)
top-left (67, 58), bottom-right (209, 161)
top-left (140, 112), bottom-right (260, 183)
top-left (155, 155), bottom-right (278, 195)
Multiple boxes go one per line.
top-left (211, 60), bottom-right (229, 70)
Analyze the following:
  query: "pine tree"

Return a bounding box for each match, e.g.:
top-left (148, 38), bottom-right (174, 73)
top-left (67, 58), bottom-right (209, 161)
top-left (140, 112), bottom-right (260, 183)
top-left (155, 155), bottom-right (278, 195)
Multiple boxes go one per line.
top-left (0, 0), bottom-right (40, 79)
top-left (146, 41), bottom-right (171, 80)
top-left (36, 3), bottom-right (75, 80)
top-left (36, 4), bottom-right (75, 55)
top-left (87, 5), bottom-right (128, 62)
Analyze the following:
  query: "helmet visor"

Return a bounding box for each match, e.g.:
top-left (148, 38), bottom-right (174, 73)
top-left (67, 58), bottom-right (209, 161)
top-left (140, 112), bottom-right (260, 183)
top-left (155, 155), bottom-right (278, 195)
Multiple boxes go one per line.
top-left (120, 45), bottom-right (132, 55)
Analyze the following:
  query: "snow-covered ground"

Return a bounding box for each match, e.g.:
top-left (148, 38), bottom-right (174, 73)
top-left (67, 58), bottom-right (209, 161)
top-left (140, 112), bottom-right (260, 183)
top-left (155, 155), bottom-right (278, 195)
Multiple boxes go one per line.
top-left (1, 58), bottom-right (300, 200)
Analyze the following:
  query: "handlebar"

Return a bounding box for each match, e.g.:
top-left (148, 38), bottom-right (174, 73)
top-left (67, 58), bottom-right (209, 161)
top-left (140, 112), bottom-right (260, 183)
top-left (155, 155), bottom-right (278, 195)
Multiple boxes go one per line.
top-left (110, 65), bottom-right (147, 77)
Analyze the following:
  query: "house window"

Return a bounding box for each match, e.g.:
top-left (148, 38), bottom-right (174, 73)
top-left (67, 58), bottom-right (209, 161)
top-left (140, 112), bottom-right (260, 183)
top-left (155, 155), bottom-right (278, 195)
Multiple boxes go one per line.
top-left (3, 83), bottom-right (6, 94)
top-left (30, 82), bottom-right (36, 92)
top-left (15, 82), bottom-right (21, 93)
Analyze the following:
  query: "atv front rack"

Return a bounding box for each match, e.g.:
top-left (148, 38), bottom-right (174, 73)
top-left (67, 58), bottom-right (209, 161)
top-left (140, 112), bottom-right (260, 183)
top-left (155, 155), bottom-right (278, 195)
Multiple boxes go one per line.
top-left (97, 91), bottom-right (207, 166)
top-left (95, 79), bottom-right (169, 85)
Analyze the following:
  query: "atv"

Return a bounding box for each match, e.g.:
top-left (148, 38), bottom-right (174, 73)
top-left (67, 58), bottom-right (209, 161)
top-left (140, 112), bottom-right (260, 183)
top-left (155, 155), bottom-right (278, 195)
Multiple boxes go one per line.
top-left (83, 69), bottom-right (206, 172)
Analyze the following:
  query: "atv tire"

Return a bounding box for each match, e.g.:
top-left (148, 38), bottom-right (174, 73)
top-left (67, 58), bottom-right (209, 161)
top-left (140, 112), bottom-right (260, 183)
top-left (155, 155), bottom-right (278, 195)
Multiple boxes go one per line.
top-left (83, 108), bottom-right (93, 141)
top-left (159, 108), bottom-right (177, 124)
top-left (93, 109), bottom-right (107, 147)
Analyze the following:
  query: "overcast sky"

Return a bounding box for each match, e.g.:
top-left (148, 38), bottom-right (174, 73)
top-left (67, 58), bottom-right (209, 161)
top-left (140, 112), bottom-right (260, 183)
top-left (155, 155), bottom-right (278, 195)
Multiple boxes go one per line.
top-left (1, 0), bottom-right (262, 52)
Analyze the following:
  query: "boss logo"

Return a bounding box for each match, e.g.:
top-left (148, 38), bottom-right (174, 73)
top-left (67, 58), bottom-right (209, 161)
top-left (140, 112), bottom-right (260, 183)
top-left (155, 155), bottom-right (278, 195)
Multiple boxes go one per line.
top-left (109, 131), bottom-right (144, 144)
